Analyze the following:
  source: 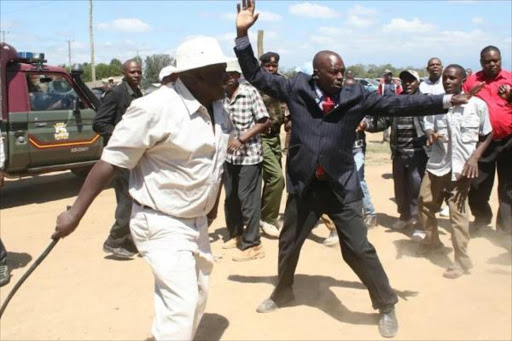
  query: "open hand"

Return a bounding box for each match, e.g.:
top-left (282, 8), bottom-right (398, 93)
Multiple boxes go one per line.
top-left (427, 132), bottom-right (445, 146)
top-left (451, 81), bottom-right (485, 106)
top-left (461, 157), bottom-right (479, 179)
top-left (236, 0), bottom-right (259, 37)
top-left (228, 138), bottom-right (244, 153)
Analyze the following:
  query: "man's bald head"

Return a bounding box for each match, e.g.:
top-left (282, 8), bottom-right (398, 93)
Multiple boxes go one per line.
top-left (122, 59), bottom-right (142, 89)
top-left (312, 50), bottom-right (345, 95)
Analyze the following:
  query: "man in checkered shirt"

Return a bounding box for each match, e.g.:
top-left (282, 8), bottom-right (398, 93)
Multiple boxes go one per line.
top-left (222, 59), bottom-right (270, 261)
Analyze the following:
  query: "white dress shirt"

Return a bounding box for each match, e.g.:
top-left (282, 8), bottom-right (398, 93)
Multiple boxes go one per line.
top-left (102, 79), bottom-right (234, 218)
top-left (426, 96), bottom-right (492, 181)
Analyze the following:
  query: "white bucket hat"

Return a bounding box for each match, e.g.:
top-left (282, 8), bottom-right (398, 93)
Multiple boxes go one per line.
top-left (226, 59), bottom-right (242, 74)
top-left (173, 36), bottom-right (233, 73)
top-left (159, 65), bottom-right (176, 82)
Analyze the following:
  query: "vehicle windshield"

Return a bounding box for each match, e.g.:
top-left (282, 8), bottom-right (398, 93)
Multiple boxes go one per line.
top-left (26, 73), bottom-right (85, 111)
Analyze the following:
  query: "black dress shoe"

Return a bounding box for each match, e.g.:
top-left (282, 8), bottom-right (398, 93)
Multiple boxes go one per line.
top-left (379, 309), bottom-right (398, 338)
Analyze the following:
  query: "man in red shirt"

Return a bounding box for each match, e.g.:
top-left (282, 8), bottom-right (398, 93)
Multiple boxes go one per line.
top-left (463, 45), bottom-right (512, 233)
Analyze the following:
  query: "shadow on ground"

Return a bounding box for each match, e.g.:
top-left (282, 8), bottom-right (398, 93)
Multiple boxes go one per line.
top-left (195, 313), bottom-right (229, 341)
top-left (0, 172), bottom-right (112, 209)
top-left (229, 273), bottom-right (418, 326)
top-left (6, 251), bottom-right (32, 270)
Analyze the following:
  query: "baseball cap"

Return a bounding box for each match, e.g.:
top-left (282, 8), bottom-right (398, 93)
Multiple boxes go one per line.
top-left (399, 70), bottom-right (421, 82)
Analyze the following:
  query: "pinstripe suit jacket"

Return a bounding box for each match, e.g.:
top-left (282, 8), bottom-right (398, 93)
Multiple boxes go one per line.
top-left (236, 44), bottom-right (447, 202)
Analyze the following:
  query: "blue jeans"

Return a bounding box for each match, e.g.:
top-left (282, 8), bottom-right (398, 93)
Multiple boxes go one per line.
top-left (353, 148), bottom-right (376, 218)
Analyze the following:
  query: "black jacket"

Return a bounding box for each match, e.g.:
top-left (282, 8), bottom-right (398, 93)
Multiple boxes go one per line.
top-left (93, 80), bottom-right (142, 142)
top-left (235, 43), bottom-right (446, 202)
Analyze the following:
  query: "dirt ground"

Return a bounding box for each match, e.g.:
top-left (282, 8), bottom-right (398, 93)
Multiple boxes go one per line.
top-left (0, 132), bottom-right (510, 341)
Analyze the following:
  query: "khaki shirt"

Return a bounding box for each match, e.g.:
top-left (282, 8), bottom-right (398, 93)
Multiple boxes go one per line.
top-left (102, 79), bottom-right (234, 218)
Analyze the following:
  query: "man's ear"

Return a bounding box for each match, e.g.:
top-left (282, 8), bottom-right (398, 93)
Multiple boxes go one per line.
top-left (312, 69), bottom-right (319, 79)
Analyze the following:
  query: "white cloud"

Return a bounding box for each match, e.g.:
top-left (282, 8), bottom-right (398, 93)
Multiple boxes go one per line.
top-left (289, 2), bottom-right (340, 19)
top-left (97, 18), bottom-right (151, 33)
top-left (472, 17), bottom-right (484, 24)
top-left (346, 5), bottom-right (378, 28)
top-left (382, 18), bottom-right (435, 33)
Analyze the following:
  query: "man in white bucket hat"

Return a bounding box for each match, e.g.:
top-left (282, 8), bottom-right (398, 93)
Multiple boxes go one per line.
top-left (53, 36), bottom-right (234, 340)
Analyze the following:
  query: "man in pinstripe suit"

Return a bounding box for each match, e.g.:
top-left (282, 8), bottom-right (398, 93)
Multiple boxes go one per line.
top-left (234, 1), bottom-right (483, 338)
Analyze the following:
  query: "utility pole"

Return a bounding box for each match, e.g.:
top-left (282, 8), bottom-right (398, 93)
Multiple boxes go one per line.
top-left (1, 30), bottom-right (9, 43)
top-left (257, 30), bottom-right (264, 58)
top-left (67, 40), bottom-right (72, 69)
top-left (89, 0), bottom-right (96, 85)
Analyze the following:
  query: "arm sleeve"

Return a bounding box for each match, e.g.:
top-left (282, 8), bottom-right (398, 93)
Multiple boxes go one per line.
top-left (101, 103), bottom-right (166, 170)
top-left (93, 90), bottom-right (118, 137)
top-left (234, 37), bottom-right (292, 102)
top-left (362, 91), bottom-right (447, 117)
top-left (479, 101), bottom-right (493, 136)
top-left (424, 115), bottom-right (435, 132)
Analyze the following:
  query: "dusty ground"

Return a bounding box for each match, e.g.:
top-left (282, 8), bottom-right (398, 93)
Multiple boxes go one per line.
top-left (0, 132), bottom-right (510, 341)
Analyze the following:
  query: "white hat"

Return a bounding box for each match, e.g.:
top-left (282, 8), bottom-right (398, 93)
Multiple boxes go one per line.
top-left (173, 36), bottom-right (233, 73)
top-left (399, 69), bottom-right (421, 82)
top-left (226, 59), bottom-right (242, 74)
top-left (159, 65), bottom-right (176, 82)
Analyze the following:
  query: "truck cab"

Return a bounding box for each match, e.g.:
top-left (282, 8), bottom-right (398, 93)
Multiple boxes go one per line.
top-left (0, 43), bottom-right (103, 178)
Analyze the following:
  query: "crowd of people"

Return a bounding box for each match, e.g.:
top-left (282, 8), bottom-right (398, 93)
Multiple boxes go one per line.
top-left (0, 0), bottom-right (508, 340)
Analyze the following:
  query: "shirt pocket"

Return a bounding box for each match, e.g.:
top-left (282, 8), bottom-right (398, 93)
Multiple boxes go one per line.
top-left (461, 116), bottom-right (480, 143)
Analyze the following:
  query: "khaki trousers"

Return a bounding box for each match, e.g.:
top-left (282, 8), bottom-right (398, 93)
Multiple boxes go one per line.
top-left (419, 171), bottom-right (473, 270)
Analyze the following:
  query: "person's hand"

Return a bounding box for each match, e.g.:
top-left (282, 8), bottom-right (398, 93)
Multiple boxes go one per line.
top-left (498, 84), bottom-right (512, 102)
top-left (236, 0), bottom-right (259, 37)
top-left (462, 156), bottom-right (479, 179)
top-left (427, 131), bottom-right (444, 146)
top-left (52, 209), bottom-right (80, 240)
top-left (355, 121), bottom-right (367, 133)
top-left (228, 137), bottom-right (244, 153)
top-left (451, 81), bottom-right (485, 106)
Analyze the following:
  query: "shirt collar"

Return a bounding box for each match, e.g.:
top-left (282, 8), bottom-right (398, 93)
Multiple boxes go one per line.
top-left (122, 79), bottom-right (141, 97)
top-left (475, 69), bottom-right (507, 82)
top-left (313, 83), bottom-right (339, 103)
top-left (174, 78), bottom-right (223, 118)
top-left (424, 77), bottom-right (441, 85)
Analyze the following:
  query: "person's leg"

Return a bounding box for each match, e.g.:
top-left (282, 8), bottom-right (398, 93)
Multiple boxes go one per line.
top-left (130, 205), bottom-right (207, 341)
top-left (260, 137), bottom-right (285, 227)
top-left (407, 152), bottom-right (428, 223)
top-left (496, 145), bottom-right (512, 233)
top-left (237, 163), bottom-right (263, 250)
top-left (223, 163), bottom-right (243, 240)
top-left (446, 178), bottom-right (472, 274)
top-left (354, 148), bottom-right (377, 219)
top-left (269, 191), bottom-right (320, 305)
top-left (469, 142), bottom-right (497, 227)
top-left (416, 172), bottom-right (445, 245)
top-left (104, 167), bottom-right (136, 255)
top-left (392, 157), bottom-right (409, 222)
top-left (328, 200), bottom-right (398, 311)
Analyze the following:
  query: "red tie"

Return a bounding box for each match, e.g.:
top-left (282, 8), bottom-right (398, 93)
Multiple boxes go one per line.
top-left (316, 95), bottom-right (334, 179)
top-left (322, 95), bottom-right (335, 114)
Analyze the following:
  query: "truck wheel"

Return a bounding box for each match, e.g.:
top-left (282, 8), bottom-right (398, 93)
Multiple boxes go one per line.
top-left (71, 166), bottom-right (92, 178)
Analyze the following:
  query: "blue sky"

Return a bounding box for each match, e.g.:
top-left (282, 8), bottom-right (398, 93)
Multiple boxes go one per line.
top-left (1, 0), bottom-right (511, 73)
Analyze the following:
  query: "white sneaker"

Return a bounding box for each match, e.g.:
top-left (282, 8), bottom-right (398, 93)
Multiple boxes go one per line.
top-left (323, 230), bottom-right (339, 246)
top-left (260, 221), bottom-right (280, 238)
top-left (391, 219), bottom-right (409, 230)
top-left (411, 229), bottom-right (427, 243)
top-left (439, 206), bottom-right (450, 217)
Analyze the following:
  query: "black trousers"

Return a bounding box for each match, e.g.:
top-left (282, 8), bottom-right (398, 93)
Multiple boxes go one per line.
top-left (469, 137), bottom-right (512, 232)
top-left (223, 162), bottom-right (262, 250)
top-left (271, 180), bottom-right (398, 311)
top-left (106, 167), bottom-right (135, 247)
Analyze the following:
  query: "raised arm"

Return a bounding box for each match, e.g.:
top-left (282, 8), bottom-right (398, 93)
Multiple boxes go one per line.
top-left (234, 0), bottom-right (292, 102)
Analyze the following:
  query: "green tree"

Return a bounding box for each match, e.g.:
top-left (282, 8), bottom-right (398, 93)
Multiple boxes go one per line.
top-left (109, 58), bottom-right (123, 76)
top-left (141, 54), bottom-right (174, 88)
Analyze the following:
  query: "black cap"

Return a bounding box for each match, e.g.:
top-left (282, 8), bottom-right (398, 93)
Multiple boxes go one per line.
top-left (259, 52), bottom-right (280, 64)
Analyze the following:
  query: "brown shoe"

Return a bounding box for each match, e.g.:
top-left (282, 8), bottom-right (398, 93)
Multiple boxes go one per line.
top-left (222, 236), bottom-right (241, 249)
top-left (232, 244), bottom-right (265, 261)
